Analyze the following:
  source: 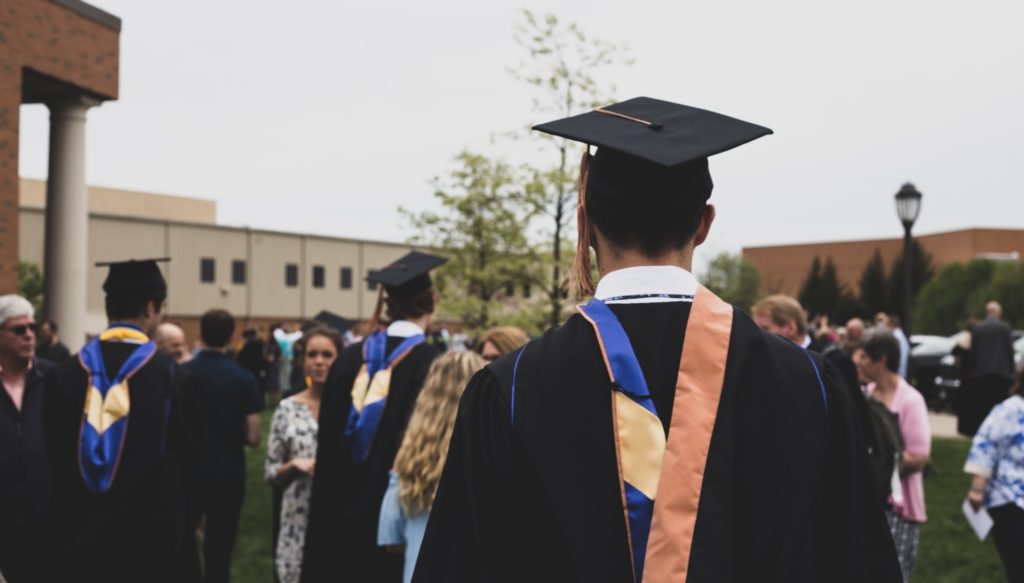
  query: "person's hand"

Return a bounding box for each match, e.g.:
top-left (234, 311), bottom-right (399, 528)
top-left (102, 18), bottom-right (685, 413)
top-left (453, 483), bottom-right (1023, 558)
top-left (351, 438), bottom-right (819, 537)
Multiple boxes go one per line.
top-left (967, 488), bottom-right (985, 512)
top-left (291, 458), bottom-right (316, 476)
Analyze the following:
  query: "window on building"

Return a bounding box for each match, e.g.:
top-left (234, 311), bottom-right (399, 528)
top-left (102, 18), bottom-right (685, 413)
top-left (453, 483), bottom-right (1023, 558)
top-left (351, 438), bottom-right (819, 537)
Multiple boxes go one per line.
top-left (522, 283), bottom-right (532, 298)
top-left (340, 267), bottom-right (353, 290)
top-left (200, 258), bottom-right (215, 283)
top-left (504, 282), bottom-right (515, 297)
top-left (312, 265), bottom-right (325, 288)
top-left (285, 263), bottom-right (299, 287)
top-left (367, 269), bottom-right (379, 291)
top-left (232, 260), bottom-right (246, 285)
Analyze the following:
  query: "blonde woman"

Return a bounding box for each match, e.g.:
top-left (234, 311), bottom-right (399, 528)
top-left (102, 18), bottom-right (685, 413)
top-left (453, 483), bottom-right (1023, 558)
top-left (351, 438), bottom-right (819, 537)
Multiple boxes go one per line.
top-left (265, 326), bottom-right (341, 583)
top-left (377, 351), bottom-right (487, 583)
top-left (476, 326), bottom-right (530, 362)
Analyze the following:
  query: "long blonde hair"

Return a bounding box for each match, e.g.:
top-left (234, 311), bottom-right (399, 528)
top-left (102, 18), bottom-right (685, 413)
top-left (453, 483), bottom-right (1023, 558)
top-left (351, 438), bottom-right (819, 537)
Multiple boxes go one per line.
top-left (394, 351), bottom-right (486, 516)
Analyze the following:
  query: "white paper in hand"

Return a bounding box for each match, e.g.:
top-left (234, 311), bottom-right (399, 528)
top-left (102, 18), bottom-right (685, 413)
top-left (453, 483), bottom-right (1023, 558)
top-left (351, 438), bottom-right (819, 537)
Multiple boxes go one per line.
top-left (961, 499), bottom-right (994, 541)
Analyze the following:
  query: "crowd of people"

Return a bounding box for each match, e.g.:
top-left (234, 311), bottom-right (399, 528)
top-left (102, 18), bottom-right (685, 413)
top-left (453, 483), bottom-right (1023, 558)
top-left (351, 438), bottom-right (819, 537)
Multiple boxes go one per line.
top-left (2, 97), bottom-right (1023, 583)
top-left (0, 255), bottom-right (530, 583)
top-left (749, 294), bottom-right (1024, 582)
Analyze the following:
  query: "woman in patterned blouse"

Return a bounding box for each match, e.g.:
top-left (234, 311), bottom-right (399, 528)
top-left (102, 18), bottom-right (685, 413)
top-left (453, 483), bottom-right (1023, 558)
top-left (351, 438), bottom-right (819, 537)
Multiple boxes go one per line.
top-left (965, 369), bottom-right (1024, 583)
top-left (265, 326), bottom-right (341, 583)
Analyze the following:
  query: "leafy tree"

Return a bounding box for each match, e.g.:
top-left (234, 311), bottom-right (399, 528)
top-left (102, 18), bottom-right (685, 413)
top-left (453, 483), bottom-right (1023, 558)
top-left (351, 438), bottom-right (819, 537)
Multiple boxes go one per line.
top-left (510, 9), bottom-right (631, 326)
top-left (913, 260), bottom-right (997, 334)
top-left (402, 152), bottom-right (542, 331)
top-left (978, 262), bottom-right (1024, 329)
top-left (701, 252), bottom-right (761, 310)
top-left (18, 261), bottom-right (44, 312)
top-left (887, 238), bottom-right (935, 324)
top-left (858, 249), bottom-right (888, 317)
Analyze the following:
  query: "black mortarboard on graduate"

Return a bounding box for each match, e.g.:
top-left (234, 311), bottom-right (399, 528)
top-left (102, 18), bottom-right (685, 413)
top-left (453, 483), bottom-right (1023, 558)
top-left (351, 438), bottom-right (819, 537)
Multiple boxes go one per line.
top-left (312, 310), bottom-right (357, 335)
top-left (367, 251), bottom-right (447, 300)
top-left (366, 251), bottom-right (447, 326)
top-left (532, 96), bottom-right (772, 297)
top-left (96, 257), bottom-right (170, 297)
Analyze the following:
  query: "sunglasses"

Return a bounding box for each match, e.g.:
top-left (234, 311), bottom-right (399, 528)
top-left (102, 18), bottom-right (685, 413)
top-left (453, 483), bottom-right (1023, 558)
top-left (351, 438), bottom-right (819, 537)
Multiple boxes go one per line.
top-left (1, 323), bottom-right (35, 336)
top-left (306, 350), bottom-right (336, 359)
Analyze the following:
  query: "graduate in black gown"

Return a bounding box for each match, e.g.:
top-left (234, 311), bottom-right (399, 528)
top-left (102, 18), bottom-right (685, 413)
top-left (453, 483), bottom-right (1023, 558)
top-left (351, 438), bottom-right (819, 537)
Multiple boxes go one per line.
top-left (414, 98), bottom-right (901, 583)
top-left (43, 259), bottom-right (202, 582)
top-left (302, 252), bottom-right (445, 583)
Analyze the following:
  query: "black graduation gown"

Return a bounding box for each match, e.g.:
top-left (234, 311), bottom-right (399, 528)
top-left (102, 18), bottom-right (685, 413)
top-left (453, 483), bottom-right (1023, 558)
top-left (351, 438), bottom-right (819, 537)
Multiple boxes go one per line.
top-left (414, 303), bottom-right (901, 582)
top-left (302, 337), bottom-right (441, 583)
top-left (42, 344), bottom-right (203, 583)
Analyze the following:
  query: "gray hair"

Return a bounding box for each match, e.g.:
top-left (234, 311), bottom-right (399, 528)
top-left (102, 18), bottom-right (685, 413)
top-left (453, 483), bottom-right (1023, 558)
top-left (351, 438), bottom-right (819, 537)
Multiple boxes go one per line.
top-left (0, 295), bottom-right (35, 327)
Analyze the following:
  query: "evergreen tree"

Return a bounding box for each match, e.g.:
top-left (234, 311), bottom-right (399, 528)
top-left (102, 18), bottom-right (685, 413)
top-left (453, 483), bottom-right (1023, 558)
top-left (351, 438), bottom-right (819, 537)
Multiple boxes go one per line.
top-left (887, 238), bottom-right (935, 322)
top-left (797, 256), bottom-right (846, 317)
top-left (798, 256), bottom-right (823, 314)
top-left (858, 249), bottom-right (888, 317)
top-left (818, 258), bottom-right (843, 315)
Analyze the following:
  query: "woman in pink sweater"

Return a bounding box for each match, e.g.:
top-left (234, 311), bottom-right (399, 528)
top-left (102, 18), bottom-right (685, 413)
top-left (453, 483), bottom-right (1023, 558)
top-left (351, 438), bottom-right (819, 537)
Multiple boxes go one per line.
top-left (856, 330), bottom-right (932, 582)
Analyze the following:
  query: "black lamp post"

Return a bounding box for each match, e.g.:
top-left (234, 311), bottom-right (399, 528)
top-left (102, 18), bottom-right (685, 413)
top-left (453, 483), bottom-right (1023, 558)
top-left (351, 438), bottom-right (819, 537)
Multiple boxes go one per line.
top-left (895, 182), bottom-right (923, 337)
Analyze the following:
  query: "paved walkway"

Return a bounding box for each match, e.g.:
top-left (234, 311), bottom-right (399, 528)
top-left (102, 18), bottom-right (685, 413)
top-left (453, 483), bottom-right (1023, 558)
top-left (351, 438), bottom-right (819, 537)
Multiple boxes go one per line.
top-left (929, 412), bottom-right (964, 439)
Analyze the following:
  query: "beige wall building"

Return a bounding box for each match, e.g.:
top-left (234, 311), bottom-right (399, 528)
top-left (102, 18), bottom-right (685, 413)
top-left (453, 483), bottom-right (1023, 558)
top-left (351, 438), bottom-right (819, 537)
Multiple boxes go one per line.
top-left (20, 178), bottom-right (415, 345)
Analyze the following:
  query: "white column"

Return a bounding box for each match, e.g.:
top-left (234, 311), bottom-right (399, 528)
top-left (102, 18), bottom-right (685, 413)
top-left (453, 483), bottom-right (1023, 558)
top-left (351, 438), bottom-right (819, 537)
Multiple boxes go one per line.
top-left (43, 97), bottom-right (96, 353)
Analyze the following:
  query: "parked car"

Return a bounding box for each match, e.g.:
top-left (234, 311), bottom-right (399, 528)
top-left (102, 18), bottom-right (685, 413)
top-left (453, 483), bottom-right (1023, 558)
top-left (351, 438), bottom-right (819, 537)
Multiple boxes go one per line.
top-left (909, 333), bottom-right (964, 408)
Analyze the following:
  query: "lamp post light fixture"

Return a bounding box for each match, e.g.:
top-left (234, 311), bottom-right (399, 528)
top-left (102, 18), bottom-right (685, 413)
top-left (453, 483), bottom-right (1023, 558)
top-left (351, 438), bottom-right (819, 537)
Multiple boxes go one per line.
top-left (895, 182), bottom-right (923, 337)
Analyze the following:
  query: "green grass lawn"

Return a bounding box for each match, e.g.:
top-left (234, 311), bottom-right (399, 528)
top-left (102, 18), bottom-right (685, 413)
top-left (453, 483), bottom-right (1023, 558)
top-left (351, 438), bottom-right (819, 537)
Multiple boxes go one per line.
top-left (916, 438), bottom-right (1005, 582)
top-left (229, 414), bottom-right (1006, 582)
top-left (232, 410), bottom-right (275, 581)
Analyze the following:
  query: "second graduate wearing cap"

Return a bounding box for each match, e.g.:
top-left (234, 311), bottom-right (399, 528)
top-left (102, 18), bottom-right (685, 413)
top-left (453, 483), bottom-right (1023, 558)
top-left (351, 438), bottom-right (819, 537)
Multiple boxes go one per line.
top-left (302, 252), bottom-right (446, 583)
top-left (42, 259), bottom-right (203, 582)
top-left (414, 99), bottom-right (901, 582)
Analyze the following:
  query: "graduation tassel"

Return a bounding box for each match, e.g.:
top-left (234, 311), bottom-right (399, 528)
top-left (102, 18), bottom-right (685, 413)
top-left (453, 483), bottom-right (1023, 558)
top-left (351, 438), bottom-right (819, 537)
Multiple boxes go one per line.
top-left (567, 148), bottom-right (596, 299)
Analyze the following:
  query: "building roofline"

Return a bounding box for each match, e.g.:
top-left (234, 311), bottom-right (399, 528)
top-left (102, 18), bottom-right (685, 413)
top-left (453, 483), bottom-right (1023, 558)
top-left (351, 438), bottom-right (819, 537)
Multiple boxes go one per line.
top-left (742, 227), bottom-right (1021, 252)
top-left (19, 177), bottom-right (218, 208)
top-left (49, 0), bottom-right (121, 32)
top-left (19, 206), bottom-right (413, 249)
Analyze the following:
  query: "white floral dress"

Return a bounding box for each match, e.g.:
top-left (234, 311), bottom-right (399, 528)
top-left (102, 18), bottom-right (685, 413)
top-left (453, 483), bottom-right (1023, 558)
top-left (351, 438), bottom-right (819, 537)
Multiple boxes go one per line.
top-left (265, 396), bottom-right (319, 583)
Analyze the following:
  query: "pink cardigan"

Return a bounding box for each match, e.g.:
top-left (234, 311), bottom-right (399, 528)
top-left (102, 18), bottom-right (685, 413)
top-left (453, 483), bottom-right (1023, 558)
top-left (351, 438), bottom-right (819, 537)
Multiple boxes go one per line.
top-left (866, 378), bottom-right (931, 523)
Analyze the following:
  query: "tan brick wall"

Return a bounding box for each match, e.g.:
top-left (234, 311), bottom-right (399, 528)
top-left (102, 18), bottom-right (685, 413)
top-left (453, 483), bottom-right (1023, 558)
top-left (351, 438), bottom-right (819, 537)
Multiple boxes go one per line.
top-left (0, 0), bottom-right (119, 291)
top-left (743, 229), bottom-right (1024, 297)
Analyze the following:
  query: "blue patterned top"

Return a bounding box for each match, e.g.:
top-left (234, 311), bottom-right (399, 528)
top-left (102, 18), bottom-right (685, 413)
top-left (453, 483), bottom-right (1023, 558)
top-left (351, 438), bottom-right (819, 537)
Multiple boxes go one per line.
top-left (964, 395), bottom-right (1024, 510)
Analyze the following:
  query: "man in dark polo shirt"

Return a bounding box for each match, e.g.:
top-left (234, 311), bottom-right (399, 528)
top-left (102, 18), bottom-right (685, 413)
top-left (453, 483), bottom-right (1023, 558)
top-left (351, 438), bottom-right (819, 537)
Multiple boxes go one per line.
top-left (0, 295), bottom-right (54, 583)
top-left (184, 309), bottom-right (262, 583)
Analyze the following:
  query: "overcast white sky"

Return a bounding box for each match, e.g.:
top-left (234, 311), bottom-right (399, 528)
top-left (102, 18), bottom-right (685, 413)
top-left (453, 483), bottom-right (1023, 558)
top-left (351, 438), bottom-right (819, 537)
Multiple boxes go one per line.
top-left (18, 0), bottom-right (1024, 272)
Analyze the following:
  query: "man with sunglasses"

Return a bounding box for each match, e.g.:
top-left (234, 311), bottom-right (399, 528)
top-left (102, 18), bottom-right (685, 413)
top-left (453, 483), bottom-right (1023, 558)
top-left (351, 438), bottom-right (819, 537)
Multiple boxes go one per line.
top-left (0, 295), bottom-right (54, 583)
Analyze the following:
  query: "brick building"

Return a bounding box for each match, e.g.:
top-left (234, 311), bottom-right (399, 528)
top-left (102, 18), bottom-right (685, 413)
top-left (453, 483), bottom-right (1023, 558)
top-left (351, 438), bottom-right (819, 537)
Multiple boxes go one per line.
top-left (743, 228), bottom-right (1024, 297)
top-left (1, 0), bottom-right (121, 349)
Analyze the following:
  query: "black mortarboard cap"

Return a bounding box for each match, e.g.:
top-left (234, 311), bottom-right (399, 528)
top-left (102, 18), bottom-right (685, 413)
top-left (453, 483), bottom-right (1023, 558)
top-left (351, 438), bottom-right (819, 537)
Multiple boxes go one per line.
top-left (97, 257), bottom-right (169, 296)
top-left (533, 97), bottom-right (772, 202)
top-left (367, 251), bottom-right (447, 301)
top-left (312, 310), bottom-right (356, 335)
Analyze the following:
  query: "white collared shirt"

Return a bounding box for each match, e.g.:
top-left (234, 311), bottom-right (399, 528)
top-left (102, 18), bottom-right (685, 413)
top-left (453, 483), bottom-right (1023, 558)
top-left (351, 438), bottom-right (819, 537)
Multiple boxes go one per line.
top-left (593, 266), bottom-right (698, 304)
top-left (800, 334), bottom-right (812, 349)
top-left (387, 320), bottom-right (425, 338)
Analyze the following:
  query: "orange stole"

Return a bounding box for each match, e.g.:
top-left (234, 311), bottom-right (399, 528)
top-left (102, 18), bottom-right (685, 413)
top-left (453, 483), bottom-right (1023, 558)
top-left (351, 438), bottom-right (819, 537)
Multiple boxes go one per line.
top-left (642, 285), bottom-right (733, 582)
